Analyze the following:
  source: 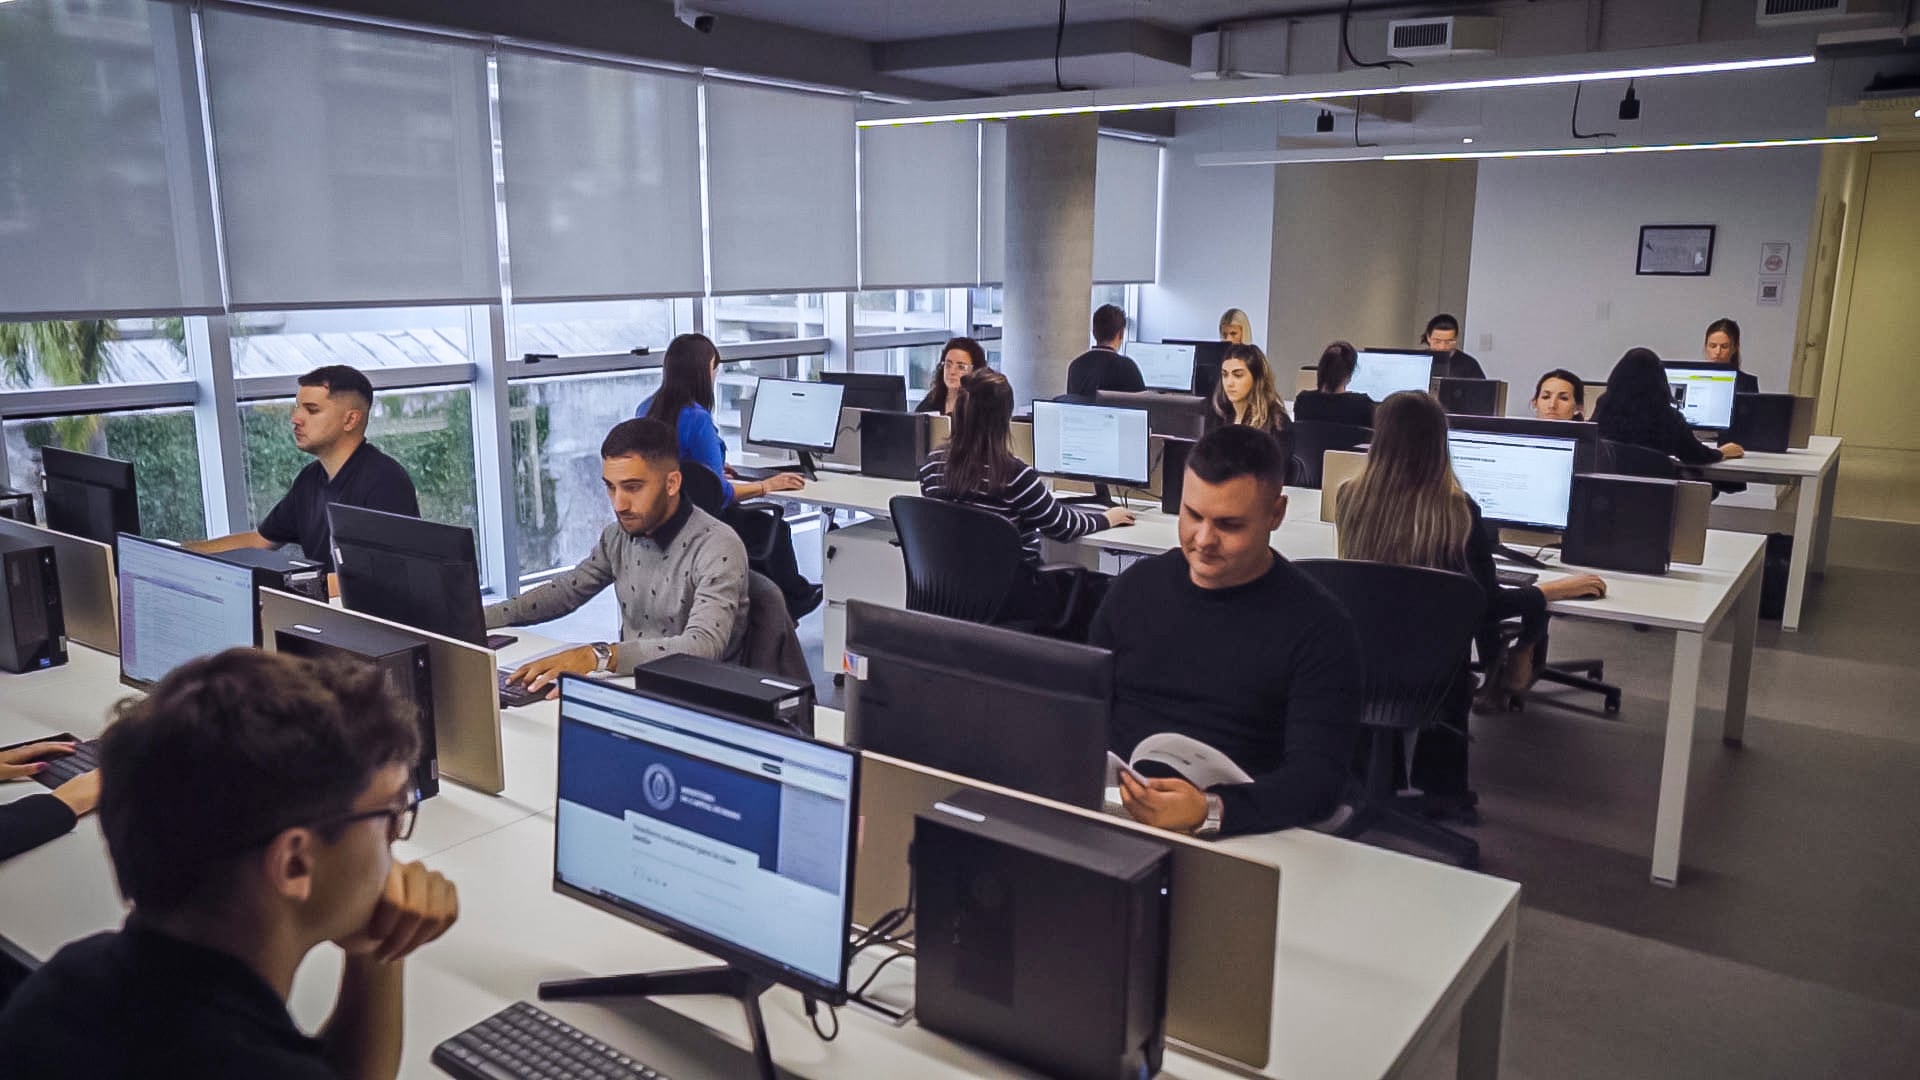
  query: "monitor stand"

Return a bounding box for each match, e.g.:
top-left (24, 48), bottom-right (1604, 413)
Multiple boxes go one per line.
top-left (540, 964), bottom-right (778, 1080)
top-left (794, 450), bottom-right (820, 482)
top-left (1484, 520), bottom-right (1550, 569)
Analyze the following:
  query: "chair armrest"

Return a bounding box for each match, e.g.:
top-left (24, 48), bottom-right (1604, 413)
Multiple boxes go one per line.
top-left (1033, 564), bottom-right (1089, 636)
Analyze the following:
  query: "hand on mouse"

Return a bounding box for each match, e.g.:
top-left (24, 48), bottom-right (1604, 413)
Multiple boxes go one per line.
top-left (1541, 574), bottom-right (1606, 601)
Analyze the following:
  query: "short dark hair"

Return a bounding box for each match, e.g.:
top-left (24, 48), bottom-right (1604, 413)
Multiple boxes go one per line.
top-left (1092, 304), bottom-right (1128, 345)
top-left (1188, 423), bottom-right (1286, 492)
top-left (98, 648), bottom-right (422, 915)
top-left (600, 417), bottom-right (680, 468)
top-left (297, 365), bottom-right (374, 410)
top-left (1422, 313), bottom-right (1460, 341)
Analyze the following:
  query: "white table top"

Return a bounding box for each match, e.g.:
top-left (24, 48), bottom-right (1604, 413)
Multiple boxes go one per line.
top-left (1697, 434), bottom-right (1841, 481)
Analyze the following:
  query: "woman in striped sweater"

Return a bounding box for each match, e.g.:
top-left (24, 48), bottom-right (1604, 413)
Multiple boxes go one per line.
top-left (919, 368), bottom-right (1133, 620)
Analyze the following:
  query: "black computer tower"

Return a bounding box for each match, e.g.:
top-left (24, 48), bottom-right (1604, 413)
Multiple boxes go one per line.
top-left (1160, 436), bottom-right (1195, 516)
top-left (632, 653), bottom-right (815, 736)
top-left (210, 547), bottom-right (329, 604)
top-left (274, 621), bottom-right (439, 798)
top-left (913, 788), bottom-right (1172, 1080)
top-left (0, 534), bottom-right (67, 674)
top-left (1729, 393), bottom-right (1794, 453)
top-left (1562, 474), bottom-right (1676, 575)
top-left (1435, 377), bottom-right (1503, 417)
top-left (859, 410), bottom-right (925, 481)
top-left (0, 489), bottom-right (33, 524)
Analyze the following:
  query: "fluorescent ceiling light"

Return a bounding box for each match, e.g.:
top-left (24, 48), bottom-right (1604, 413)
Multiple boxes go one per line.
top-left (1197, 132), bottom-right (1875, 167)
top-left (856, 49), bottom-right (1815, 127)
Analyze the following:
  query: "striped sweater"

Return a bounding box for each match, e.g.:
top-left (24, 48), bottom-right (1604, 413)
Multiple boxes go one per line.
top-left (918, 448), bottom-right (1111, 563)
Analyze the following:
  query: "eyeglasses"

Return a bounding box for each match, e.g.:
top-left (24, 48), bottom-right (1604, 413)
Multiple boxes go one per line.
top-left (284, 790), bottom-right (420, 847)
top-left (942, 359), bottom-right (974, 372)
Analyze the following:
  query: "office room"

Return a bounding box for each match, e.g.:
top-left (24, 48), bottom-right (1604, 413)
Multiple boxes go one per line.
top-left (2, 0), bottom-right (1918, 1077)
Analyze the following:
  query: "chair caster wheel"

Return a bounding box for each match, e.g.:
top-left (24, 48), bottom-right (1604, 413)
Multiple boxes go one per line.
top-left (1604, 693), bottom-right (1621, 714)
top-left (832, 673), bottom-right (845, 687)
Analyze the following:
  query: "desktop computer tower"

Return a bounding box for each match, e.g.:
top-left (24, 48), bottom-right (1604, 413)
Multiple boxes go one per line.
top-left (210, 547), bottom-right (329, 604)
top-left (859, 410), bottom-right (925, 481)
top-left (0, 534), bottom-right (68, 674)
top-left (1562, 474), bottom-right (1676, 576)
top-left (632, 653), bottom-right (815, 736)
top-left (274, 621), bottom-right (439, 798)
top-left (913, 788), bottom-right (1171, 1080)
top-left (1159, 437), bottom-right (1195, 516)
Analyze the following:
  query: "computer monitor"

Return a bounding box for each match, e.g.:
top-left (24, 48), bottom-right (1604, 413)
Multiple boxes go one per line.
top-left (746, 377), bottom-right (847, 479)
top-left (548, 676), bottom-right (860, 1074)
top-left (844, 601), bottom-right (1111, 808)
top-left (1662, 361), bottom-right (1739, 430)
top-left (818, 371), bottom-right (906, 413)
top-left (328, 504), bottom-right (508, 651)
top-left (1161, 339), bottom-right (1228, 398)
top-left (1448, 414), bottom-right (1602, 475)
top-left (116, 534), bottom-right (258, 690)
top-left (1094, 390), bottom-right (1211, 440)
top-left (1348, 348), bottom-right (1434, 403)
top-left (1447, 429), bottom-right (1579, 531)
top-left (41, 446), bottom-right (139, 549)
top-left (1130, 342), bottom-right (1199, 393)
top-left (1030, 399), bottom-right (1152, 490)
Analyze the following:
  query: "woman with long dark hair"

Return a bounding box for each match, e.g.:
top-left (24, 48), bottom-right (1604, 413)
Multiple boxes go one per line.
top-left (1591, 347), bottom-right (1744, 464)
top-left (913, 337), bottom-right (986, 415)
top-left (1292, 340), bottom-right (1376, 428)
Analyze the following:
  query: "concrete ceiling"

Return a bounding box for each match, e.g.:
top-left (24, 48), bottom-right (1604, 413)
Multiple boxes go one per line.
top-left (688, 0), bottom-right (1426, 43)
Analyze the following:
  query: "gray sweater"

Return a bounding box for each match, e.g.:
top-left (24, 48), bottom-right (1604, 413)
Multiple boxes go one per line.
top-left (484, 501), bottom-right (748, 673)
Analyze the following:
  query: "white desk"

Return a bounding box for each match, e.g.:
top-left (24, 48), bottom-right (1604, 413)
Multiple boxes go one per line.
top-left (1692, 435), bottom-right (1841, 631)
top-left (1, 650), bottom-right (1518, 1080)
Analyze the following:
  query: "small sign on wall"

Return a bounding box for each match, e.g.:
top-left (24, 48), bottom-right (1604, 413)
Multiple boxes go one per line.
top-left (1757, 276), bottom-right (1786, 306)
top-left (1637, 224), bottom-right (1716, 276)
top-left (1760, 242), bottom-right (1791, 275)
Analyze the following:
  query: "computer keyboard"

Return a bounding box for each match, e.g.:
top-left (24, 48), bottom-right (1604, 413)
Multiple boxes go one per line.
top-left (1, 733), bottom-right (101, 789)
top-left (497, 669), bottom-right (548, 709)
top-left (432, 1001), bottom-right (673, 1080)
top-left (1495, 568), bottom-right (1539, 588)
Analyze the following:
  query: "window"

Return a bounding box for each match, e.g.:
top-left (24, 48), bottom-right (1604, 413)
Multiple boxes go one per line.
top-left (229, 307), bottom-right (473, 378)
top-left (3, 407), bottom-right (206, 542)
top-left (1092, 284), bottom-right (1129, 313)
top-left (710, 294), bottom-right (825, 345)
top-left (970, 287), bottom-right (1003, 334)
top-left (511, 298), bottom-right (678, 359)
top-left (853, 290), bottom-right (947, 335)
top-left (508, 369), bottom-right (664, 577)
top-left (0, 317), bottom-right (190, 389)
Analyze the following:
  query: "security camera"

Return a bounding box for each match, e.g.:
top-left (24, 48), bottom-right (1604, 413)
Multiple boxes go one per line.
top-left (674, 1), bottom-right (715, 33)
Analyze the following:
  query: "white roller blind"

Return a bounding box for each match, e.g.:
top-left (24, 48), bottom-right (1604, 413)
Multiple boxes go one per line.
top-left (979, 123), bottom-right (1007, 286)
top-left (704, 82), bottom-right (857, 295)
top-left (1093, 137), bottom-right (1162, 284)
top-left (859, 123), bottom-right (978, 289)
top-left (0, 2), bottom-right (220, 318)
top-left (498, 53), bottom-right (704, 301)
top-left (201, 10), bottom-right (496, 309)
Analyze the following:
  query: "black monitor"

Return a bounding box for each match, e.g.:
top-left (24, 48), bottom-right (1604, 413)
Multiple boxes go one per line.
top-left (1030, 398), bottom-right (1152, 493)
top-left (327, 504), bottom-right (510, 651)
top-left (746, 377), bottom-right (846, 480)
top-left (1094, 390), bottom-right (1211, 440)
top-left (818, 371), bottom-right (906, 413)
top-left (844, 600), bottom-right (1111, 808)
top-left (116, 534), bottom-right (258, 690)
top-left (42, 446), bottom-right (139, 548)
top-left (546, 675), bottom-right (861, 1079)
top-left (1447, 414), bottom-right (1602, 475)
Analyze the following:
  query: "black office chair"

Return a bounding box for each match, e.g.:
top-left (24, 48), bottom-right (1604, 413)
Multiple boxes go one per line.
top-left (679, 460), bottom-right (779, 564)
top-left (1290, 421), bottom-right (1372, 489)
top-left (888, 495), bottom-right (1085, 638)
top-left (1297, 559), bottom-right (1486, 869)
top-left (1597, 439), bottom-right (1681, 479)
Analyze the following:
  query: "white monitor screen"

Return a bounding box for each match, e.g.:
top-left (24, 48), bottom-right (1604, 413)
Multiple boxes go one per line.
top-left (1448, 430), bottom-right (1579, 531)
top-left (554, 678), bottom-right (857, 993)
top-left (1663, 365), bottom-right (1738, 429)
top-left (1350, 350), bottom-right (1434, 403)
top-left (1030, 399), bottom-right (1152, 486)
top-left (747, 378), bottom-right (846, 451)
top-left (1130, 342), bottom-right (1198, 392)
top-left (117, 535), bottom-right (257, 687)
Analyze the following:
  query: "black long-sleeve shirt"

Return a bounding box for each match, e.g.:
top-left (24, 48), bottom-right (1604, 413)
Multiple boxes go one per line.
top-left (1090, 549), bottom-right (1361, 836)
top-left (1291, 390), bottom-right (1376, 428)
top-left (1464, 500), bottom-right (1548, 662)
top-left (1430, 351), bottom-right (1486, 380)
top-left (0, 793), bottom-right (78, 862)
top-left (1065, 348), bottom-right (1145, 398)
top-left (1596, 398), bottom-right (1725, 465)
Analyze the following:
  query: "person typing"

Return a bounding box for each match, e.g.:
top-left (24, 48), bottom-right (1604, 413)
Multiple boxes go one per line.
top-left (0, 740), bottom-right (99, 863)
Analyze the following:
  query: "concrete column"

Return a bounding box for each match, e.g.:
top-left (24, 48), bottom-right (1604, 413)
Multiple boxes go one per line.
top-left (1002, 114), bottom-right (1098, 405)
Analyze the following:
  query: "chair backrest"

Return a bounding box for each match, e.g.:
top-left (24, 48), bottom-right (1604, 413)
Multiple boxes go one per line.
top-left (888, 495), bottom-right (1027, 626)
top-left (741, 570), bottom-right (812, 689)
top-left (1295, 559), bottom-right (1484, 731)
top-left (1290, 420), bottom-right (1373, 489)
top-left (678, 458), bottom-right (727, 515)
top-left (1597, 439), bottom-right (1681, 480)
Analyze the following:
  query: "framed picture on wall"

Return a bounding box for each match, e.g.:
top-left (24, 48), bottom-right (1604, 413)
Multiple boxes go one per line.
top-left (1637, 225), bottom-right (1716, 276)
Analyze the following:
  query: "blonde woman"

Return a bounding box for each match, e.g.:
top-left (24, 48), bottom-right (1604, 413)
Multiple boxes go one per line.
top-left (1219, 308), bottom-right (1254, 345)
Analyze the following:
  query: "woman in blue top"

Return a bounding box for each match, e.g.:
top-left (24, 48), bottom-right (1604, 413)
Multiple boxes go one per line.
top-left (637, 333), bottom-right (819, 617)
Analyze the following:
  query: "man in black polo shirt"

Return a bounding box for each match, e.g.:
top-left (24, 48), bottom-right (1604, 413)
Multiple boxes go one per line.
top-left (1065, 303), bottom-right (1146, 399)
top-left (193, 364), bottom-right (418, 570)
top-left (1421, 313), bottom-right (1487, 380)
top-left (0, 648), bottom-right (459, 1079)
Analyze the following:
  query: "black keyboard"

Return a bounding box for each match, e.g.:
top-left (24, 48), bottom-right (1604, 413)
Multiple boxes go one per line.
top-left (432, 1001), bottom-right (673, 1080)
top-left (1055, 494), bottom-right (1116, 509)
top-left (0, 733), bottom-right (100, 789)
top-left (497, 669), bottom-right (547, 709)
top-left (1495, 568), bottom-right (1539, 587)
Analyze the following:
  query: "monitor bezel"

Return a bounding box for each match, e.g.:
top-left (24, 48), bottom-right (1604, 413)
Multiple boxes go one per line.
top-left (1446, 429), bottom-right (1581, 532)
top-left (1029, 399), bottom-right (1154, 488)
top-left (817, 371), bottom-right (907, 413)
top-left (1446, 414), bottom-right (1602, 475)
top-left (327, 503), bottom-right (490, 648)
top-left (746, 377), bottom-right (848, 454)
top-left (114, 533), bottom-right (261, 691)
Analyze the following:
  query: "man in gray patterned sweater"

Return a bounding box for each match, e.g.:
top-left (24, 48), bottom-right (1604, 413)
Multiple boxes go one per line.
top-left (489, 418), bottom-right (748, 698)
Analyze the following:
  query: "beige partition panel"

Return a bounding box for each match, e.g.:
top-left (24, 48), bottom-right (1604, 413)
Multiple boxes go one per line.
top-left (1318, 450), bottom-right (1369, 521)
top-left (1671, 480), bottom-right (1710, 565)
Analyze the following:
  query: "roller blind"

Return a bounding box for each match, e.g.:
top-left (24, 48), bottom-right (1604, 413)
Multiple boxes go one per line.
top-left (497, 52), bottom-right (704, 301)
top-left (1092, 137), bottom-right (1162, 284)
top-left (858, 123), bottom-right (979, 290)
top-left (978, 122), bottom-right (1007, 286)
top-left (0, 2), bottom-right (220, 319)
top-left (704, 81), bottom-right (857, 295)
top-left (201, 9), bottom-right (497, 309)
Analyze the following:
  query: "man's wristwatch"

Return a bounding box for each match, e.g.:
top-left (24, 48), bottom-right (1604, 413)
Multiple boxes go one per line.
top-left (590, 642), bottom-right (613, 674)
top-left (1194, 793), bottom-right (1225, 839)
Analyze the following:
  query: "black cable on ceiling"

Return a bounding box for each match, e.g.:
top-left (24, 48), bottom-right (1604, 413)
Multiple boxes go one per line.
top-left (1054, 0), bottom-right (1085, 92)
top-left (1570, 82), bottom-right (1617, 140)
top-left (1342, 0), bottom-right (1411, 71)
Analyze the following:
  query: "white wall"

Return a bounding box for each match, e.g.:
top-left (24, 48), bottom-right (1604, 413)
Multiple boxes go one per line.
top-left (1463, 149), bottom-right (1821, 401)
top-left (1139, 109), bottom-right (1276, 349)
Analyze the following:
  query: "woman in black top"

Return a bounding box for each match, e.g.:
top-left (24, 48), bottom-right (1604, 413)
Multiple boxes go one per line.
top-left (1210, 344), bottom-right (1295, 469)
top-left (0, 740), bottom-right (99, 862)
top-left (1291, 341), bottom-right (1376, 428)
top-left (913, 337), bottom-right (986, 415)
top-left (1592, 348), bottom-right (1745, 465)
top-left (1704, 318), bottom-right (1759, 395)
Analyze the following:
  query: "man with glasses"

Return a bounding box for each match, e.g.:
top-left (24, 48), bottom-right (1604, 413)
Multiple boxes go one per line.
top-left (0, 649), bottom-right (458, 1079)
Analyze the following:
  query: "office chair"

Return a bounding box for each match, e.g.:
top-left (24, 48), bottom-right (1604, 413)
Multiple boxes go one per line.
top-left (678, 460), bottom-right (780, 564)
top-left (888, 495), bottom-right (1086, 638)
top-left (1289, 420), bottom-right (1372, 489)
top-left (1597, 439), bottom-right (1681, 479)
top-left (1297, 559), bottom-right (1486, 870)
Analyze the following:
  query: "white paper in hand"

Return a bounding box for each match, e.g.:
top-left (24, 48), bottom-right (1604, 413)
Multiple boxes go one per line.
top-left (1128, 733), bottom-right (1253, 789)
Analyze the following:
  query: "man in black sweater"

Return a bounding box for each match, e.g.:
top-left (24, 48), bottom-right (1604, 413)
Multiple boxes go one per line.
top-left (1422, 313), bottom-right (1487, 380)
top-left (1065, 303), bottom-right (1146, 399)
top-left (1091, 425), bottom-right (1361, 838)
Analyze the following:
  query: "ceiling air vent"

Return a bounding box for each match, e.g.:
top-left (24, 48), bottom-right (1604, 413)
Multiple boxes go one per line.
top-left (1386, 16), bottom-right (1501, 59)
top-left (1756, 0), bottom-right (1901, 25)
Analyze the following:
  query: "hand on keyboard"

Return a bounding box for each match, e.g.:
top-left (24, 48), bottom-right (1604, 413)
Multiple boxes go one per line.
top-left (1, 740), bottom-right (80, 782)
top-left (504, 645), bottom-right (600, 700)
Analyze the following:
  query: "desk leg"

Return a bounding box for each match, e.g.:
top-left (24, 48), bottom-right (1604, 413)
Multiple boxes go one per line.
top-left (1783, 472), bottom-right (1821, 632)
top-left (1653, 630), bottom-right (1704, 887)
top-left (1723, 573), bottom-right (1759, 747)
top-left (1457, 942), bottom-right (1510, 1080)
top-left (1811, 460), bottom-right (1838, 575)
